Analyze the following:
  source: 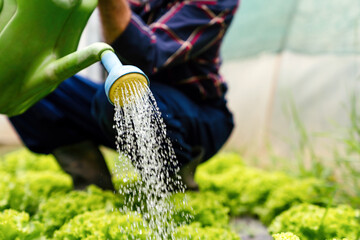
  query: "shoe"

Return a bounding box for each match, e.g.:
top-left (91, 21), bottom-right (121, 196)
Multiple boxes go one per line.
top-left (52, 141), bottom-right (115, 191)
top-left (177, 146), bottom-right (204, 191)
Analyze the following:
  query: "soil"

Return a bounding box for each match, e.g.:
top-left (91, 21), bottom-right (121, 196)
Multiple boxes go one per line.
top-left (230, 216), bottom-right (272, 240)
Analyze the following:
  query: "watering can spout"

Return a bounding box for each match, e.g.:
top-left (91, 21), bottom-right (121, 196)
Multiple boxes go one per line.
top-left (100, 51), bottom-right (149, 107)
top-left (38, 43), bottom-right (113, 83)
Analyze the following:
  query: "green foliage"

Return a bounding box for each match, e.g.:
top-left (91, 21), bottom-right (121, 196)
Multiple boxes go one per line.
top-left (0, 149), bottom-right (61, 174)
top-left (53, 209), bottom-right (150, 240)
top-left (272, 232), bottom-right (300, 240)
top-left (8, 171), bottom-right (72, 215)
top-left (196, 152), bottom-right (244, 177)
top-left (268, 203), bottom-right (360, 240)
top-left (0, 148), bottom-right (136, 218)
top-left (0, 209), bottom-right (45, 240)
top-left (255, 178), bottom-right (332, 225)
top-left (0, 171), bottom-right (12, 210)
top-left (0, 149), bottom-right (72, 215)
top-left (196, 153), bottom-right (293, 216)
top-left (196, 151), bottom-right (333, 224)
top-left (34, 185), bottom-right (124, 237)
top-left (1, 149), bottom-right (358, 240)
top-left (231, 170), bottom-right (291, 215)
top-left (333, 95), bottom-right (360, 207)
top-left (195, 153), bottom-right (252, 215)
top-left (171, 191), bottom-right (229, 228)
top-left (173, 223), bottom-right (240, 240)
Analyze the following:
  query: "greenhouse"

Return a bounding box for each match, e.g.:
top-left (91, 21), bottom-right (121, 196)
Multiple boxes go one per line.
top-left (0, 0), bottom-right (359, 239)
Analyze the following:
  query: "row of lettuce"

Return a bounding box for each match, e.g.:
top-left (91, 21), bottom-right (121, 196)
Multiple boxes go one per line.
top-left (195, 152), bottom-right (360, 239)
top-left (0, 149), bottom-right (359, 239)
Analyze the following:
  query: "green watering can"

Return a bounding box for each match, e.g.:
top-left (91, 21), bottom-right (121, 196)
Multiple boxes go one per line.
top-left (0, 0), bottom-right (149, 116)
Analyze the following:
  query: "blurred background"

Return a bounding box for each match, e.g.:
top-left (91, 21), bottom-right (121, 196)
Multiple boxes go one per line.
top-left (1, 0), bottom-right (360, 172)
top-left (221, 0), bottom-right (360, 159)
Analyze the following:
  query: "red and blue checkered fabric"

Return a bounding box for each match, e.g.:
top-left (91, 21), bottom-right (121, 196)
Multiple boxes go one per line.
top-left (112, 0), bottom-right (239, 101)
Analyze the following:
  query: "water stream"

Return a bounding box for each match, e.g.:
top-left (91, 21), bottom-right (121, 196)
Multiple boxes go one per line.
top-left (112, 81), bottom-right (189, 239)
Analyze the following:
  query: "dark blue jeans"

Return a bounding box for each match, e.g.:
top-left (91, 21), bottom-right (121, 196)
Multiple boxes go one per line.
top-left (10, 75), bottom-right (234, 166)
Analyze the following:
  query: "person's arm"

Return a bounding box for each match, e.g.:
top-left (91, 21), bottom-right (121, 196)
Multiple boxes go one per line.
top-left (99, 0), bottom-right (239, 75)
top-left (98, 0), bottom-right (131, 44)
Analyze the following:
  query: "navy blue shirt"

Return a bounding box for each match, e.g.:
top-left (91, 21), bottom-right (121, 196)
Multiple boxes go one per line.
top-left (112, 0), bottom-right (239, 101)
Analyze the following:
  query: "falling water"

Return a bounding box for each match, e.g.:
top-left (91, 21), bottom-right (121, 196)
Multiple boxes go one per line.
top-left (112, 81), bottom-right (189, 239)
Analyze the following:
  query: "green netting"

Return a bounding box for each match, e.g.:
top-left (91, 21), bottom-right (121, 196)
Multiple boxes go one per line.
top-left (222, 0), bottom-right (360, 59)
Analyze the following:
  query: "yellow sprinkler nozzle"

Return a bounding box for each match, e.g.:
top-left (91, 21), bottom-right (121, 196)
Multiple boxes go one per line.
top-left (108, 73), bottom-right (148, 106)
top-left (101, 50), bottom-right (149, 106)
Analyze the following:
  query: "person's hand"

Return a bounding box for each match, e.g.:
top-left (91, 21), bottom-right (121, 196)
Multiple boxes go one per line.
top-left (98, 0), bottom-right (131, 44)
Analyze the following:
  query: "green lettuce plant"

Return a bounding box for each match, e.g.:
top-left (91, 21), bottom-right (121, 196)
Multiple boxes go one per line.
top-left (255, 178), bottom-right (331, 225)
top-left (173, 222), bottom-right (240, 240)
top-left (196, 152), bottom-right (332, 222)
top-left (8, 171), bottom-right (72, 215)
top-left (268, 203), bottom-right (360, 240)
top-left (196, 153), bottom-right (291, 216)
top-left (0, 150), bottom-right (73, 215)
top-left (231, 170), bottom-right (291, 215)
top-left (196, 152), bottom-right (244, 176)
top-left (0, 171), bottom-right (13, 210)
top-left (0, 149), bottom-right (61, 174)
top-left (171, 191), bottom-right (229, 228)
top-left (0, 209), bottom-right (45, 240)
top-left (3, 149), bottom-right (357, 240)
top-left (34, 185), bottom-right (124, 237)
top-left (53, 209), bottom-right (150, 239)
top-left (272, 232), bottom-right (300, 240)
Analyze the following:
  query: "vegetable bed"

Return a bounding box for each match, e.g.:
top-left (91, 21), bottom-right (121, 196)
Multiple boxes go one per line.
top-left (0, 149), bottom-right (359, 239)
